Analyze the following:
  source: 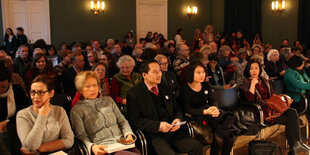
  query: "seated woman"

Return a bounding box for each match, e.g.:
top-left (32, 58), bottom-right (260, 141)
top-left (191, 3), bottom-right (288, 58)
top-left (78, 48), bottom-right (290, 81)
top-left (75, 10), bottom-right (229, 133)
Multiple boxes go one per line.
top-left (240, 59), bottom-right (310, 155)
top-left (71, 62), bottom-right (111, 107)
top-left (85, 50), bottom-right (98, 70)
top-left (99, 52), bottom-right (119, 80)
top-left (70, 71), bottom-right (139, 155)
top-left (284, 55), bottom-right (310, 116)
top-left (179, 62), bottom-right (235, 155)
top-left (0, 62), bottom-right (29, 154)
top-left (154, 54), bottom-right (179, 99)
top-left (16, 75), bottom-right (74, 154)
top-left (112, 55), bottom-right (141, 106)
top-left (24, 53), bottom-right (56, 91)
top-left (265, 49), bottom-right (287, 80)
top-left (206, 53), bottom-right (230, 89)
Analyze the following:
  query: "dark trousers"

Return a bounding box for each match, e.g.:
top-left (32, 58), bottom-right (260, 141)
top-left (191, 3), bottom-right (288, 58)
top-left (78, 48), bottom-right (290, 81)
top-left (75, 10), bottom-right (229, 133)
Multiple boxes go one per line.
top-left (273, 108), bottom-right (300, 148)
top-left (149, 129), bottom-right (203, 155)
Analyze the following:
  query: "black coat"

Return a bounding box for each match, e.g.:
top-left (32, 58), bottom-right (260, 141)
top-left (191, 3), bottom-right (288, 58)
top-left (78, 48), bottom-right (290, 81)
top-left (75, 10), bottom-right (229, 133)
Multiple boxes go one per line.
top-left (62, 67), bottom-right (77, 98)
top-left (127, 82), bottom-right (183, 136)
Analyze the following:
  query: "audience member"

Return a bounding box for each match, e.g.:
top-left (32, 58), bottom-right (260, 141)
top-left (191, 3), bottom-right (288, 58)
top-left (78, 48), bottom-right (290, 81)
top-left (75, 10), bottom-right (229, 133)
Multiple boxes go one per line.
top-left (17, 75), bottom-right (74, 154)
top-left (24, 53), bottom-right (56, 91)
top-left (16, 27), bottom-right (28, 46)
top-left (0, 62), bottom-right (29, 154)
top-left (240, 59), bottom-right (310, 155)
top-left (70, 71), bottom-right (140, 155)
top-left (155, 54), bottom-right (179, 99)
top-left (112, 55), bottom-right (142, 106)
top-left (4, 28), bottom-right (17, 58)
top-left (180, 62), bottom-right (235, 155)
top-left (62, 52), bottom-right (84, 98)
top-left (13, 45), bottom-right (31, 79)
top-left (173, 44), bottom-right (190, 75)
top-left (127, 60), bottom-right (203, 155)
top-left (71, 62), bottom-right (111, 107)
top-left (174, 28), bottom-right (185, 46)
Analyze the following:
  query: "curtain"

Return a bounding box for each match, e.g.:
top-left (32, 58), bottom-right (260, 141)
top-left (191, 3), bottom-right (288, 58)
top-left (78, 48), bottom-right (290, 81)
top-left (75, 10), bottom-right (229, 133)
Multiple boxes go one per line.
top-left (298, 0), bottom-right (310, 50)
top-left (224, 0), bottom-right (262, 42)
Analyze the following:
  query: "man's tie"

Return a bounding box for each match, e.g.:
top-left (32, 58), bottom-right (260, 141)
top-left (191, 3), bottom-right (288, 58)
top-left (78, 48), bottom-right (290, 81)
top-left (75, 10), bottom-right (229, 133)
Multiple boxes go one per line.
top-left (151, 86), bottom-right (159, 96)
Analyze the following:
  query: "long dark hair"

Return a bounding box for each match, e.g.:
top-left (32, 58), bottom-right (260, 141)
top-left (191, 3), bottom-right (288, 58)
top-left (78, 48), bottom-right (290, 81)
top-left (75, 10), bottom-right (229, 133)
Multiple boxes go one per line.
top-left (4, 28), bottom-right (16, 42)
top-left (31, 53), bottom-right (49, 72)
top-left (243, 59), bottom-right (263, 79)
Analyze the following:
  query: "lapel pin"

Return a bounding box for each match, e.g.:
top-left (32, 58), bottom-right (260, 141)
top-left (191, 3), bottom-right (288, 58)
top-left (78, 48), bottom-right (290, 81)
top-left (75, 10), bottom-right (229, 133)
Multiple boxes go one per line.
top-left (204, 90), bottom-right (208, 94)
top-left (165, 95), bottom-right (169, 100)
top-left (171, 80), bottom-right (174, 83)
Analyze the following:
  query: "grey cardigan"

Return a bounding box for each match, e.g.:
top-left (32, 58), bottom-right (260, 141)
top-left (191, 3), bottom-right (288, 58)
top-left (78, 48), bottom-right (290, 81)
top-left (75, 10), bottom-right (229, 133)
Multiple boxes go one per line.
top-left (70, 96), bottom-right (135, 154)
top-left (16, 105), bottom-right (74, 151)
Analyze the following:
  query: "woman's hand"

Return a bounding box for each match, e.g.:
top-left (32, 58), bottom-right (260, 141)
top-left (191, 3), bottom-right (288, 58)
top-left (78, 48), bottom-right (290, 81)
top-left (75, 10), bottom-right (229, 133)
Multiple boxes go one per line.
top-left (203, 106), bottom-right (220, 117)
top-left (20, 148), bottom-right (38, 155)
top-left (121, 99), bottom-right (127, 105)
top-left (250, 78), bottom-right (258, 86)
top-left (38, 104), bottom-right (51, 116)
top-left (92, 144), bottom-right (107, 155)
top-left (0, 120), bottom-right (8, 132)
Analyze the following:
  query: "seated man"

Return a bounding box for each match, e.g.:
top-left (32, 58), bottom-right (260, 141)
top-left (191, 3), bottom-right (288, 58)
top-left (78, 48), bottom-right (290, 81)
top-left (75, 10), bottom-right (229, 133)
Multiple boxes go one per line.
top-left (127, 60), bottom-right (203, 155)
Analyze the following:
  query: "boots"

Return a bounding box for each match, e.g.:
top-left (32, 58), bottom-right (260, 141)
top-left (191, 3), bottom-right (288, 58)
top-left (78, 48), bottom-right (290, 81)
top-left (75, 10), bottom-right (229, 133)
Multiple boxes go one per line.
top-left (291, 141), bottom-right (310, 155)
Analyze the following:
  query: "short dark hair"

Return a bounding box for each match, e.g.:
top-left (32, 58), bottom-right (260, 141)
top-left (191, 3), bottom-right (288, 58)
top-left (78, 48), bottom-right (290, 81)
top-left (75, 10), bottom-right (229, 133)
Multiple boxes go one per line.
top-left (291, 46), bottom-right (301, 53)
top-left (139, 60), bottom-right (158, 74)
top-left (16, 27), bottom-right (24, 32)
top-left (0, 61), bottom-right (11, 82)
top-left (287, 55), bottom-right (305, 69)
top-left (243, 59), bottom-right (263, 79)
top-left (177, 28), bottom-right (183, 35)
top-left (71, 52), bottom-right (83, 62)
top-left (208, 52), bottom-right (219, 61)
top-left (140, 48), bottom-right (158, 61)
top-left (189, 51), bottom-right (203, 64)
top-left (32, 74), bottom-right (55, 91)
top-left (186, 62), bottom-right (205, 83)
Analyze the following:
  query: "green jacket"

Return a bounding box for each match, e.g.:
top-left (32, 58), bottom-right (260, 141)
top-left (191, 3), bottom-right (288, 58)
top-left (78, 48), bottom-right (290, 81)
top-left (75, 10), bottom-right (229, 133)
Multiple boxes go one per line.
top-left (284, 68), bottom-right (310, 102)
top-left (113, 72), bottom-right (142, 99)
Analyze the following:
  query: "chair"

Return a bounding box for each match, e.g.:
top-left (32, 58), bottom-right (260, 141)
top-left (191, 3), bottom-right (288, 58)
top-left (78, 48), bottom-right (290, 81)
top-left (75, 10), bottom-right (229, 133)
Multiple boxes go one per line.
top-left (50, 93), bottom-right (72, 116)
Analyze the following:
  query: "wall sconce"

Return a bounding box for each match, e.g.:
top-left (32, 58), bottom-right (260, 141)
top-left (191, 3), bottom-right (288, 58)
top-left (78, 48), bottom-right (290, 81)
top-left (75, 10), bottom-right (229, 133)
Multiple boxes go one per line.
top-left (187, 6), bottom-right (198, 18)
top-left (90, 1), bottom-right (105, 15)
top-left (271, 0), bottom-right (285, 15)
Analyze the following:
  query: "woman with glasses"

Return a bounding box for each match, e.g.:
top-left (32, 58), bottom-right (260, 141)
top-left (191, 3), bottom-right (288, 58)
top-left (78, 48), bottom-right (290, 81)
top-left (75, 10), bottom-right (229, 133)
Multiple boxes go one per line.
top-left (154, 54), bottom-right (179, 99)
top-left (112, 55), bottom-right (141, 106)
top-left (16, 75), bottom-right (74, 154)
top-left (85, 50), bottom-right (98, 70)
top-left (0, 62), bottom-right (29, 154)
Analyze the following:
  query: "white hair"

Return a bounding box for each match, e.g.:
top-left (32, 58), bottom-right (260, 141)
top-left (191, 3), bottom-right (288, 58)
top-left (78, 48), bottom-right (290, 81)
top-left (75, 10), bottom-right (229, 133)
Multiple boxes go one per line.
top-left (267, 49), bottom-right (279, 61)
top-left (116, 55), bottom-right (136, 68)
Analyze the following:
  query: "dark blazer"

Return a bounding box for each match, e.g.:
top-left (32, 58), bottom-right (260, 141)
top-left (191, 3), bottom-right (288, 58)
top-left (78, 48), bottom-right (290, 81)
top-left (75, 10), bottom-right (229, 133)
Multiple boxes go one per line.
top-left (160, 71), bottom-right (179, 99)
top-left (127, 82), bottom-right (183, 135)
top-left (62, 67), bottom-right (77, 97)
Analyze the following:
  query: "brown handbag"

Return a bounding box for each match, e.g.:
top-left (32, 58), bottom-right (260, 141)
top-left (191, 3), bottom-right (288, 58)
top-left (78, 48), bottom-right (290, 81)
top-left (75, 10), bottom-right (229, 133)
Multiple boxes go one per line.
top-left (264, 94), bottom-right (294, 121)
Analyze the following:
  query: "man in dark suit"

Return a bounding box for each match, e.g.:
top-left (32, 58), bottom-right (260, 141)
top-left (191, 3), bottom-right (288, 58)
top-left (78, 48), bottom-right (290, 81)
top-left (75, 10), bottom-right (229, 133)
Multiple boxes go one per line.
top-left (127, 60), bottom-right (203, 155)
top-left (62, 52), bottom-right (84, 97)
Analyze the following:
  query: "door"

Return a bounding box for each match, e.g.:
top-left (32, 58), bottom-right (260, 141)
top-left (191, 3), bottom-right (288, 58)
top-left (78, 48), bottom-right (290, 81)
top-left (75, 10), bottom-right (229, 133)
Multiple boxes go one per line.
top-left (136, 0), bottom-right (167, 40)
top-left (2, 0), bottom-right (51, 44)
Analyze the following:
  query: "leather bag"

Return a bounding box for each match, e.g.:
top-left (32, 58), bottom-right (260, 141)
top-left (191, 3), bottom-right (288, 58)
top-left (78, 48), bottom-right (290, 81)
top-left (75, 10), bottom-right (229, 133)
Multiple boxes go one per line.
top-left (263, 94), bottom-right (293, 121)
top-left (191, 122), bottom-right (213, 145)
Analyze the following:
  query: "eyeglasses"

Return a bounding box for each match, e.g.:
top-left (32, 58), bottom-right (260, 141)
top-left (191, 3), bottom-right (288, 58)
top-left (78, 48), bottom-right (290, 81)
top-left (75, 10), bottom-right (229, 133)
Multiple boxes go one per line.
top-left (29, 90), bottom-right (49, 97)
top-left (95, 68), bottom-right (106, 72)
top-left (159, 62), bottom-right (168, 66)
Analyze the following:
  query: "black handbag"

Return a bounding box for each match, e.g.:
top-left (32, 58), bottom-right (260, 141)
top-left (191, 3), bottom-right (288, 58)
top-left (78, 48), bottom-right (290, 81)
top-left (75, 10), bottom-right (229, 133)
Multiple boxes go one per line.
top-left (191, 122), bottom-right (213, 145)
top-left (249, 140), bottom-right (283, 155)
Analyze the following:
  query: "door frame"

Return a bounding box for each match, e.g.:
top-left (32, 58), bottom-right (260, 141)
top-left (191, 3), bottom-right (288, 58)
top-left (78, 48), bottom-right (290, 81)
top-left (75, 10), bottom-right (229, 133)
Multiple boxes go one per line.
top-left (1, 0), bottom-right (51, 44)
top-left (136, 0), bottom-right (168, 40)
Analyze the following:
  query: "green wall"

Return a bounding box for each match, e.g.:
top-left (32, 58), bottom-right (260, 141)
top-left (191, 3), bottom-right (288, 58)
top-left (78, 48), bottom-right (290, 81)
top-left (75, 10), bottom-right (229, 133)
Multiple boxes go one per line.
top-left (0, 1), bottom-right (3, 45)
top-left (0, 0), bottom-right (299, 49)
top-left (50, 0), bottom-right (136, 47)
top-left (168, 0), bottom-right (212, 44)
top-left (261, 0), bottom-right (298, 48)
